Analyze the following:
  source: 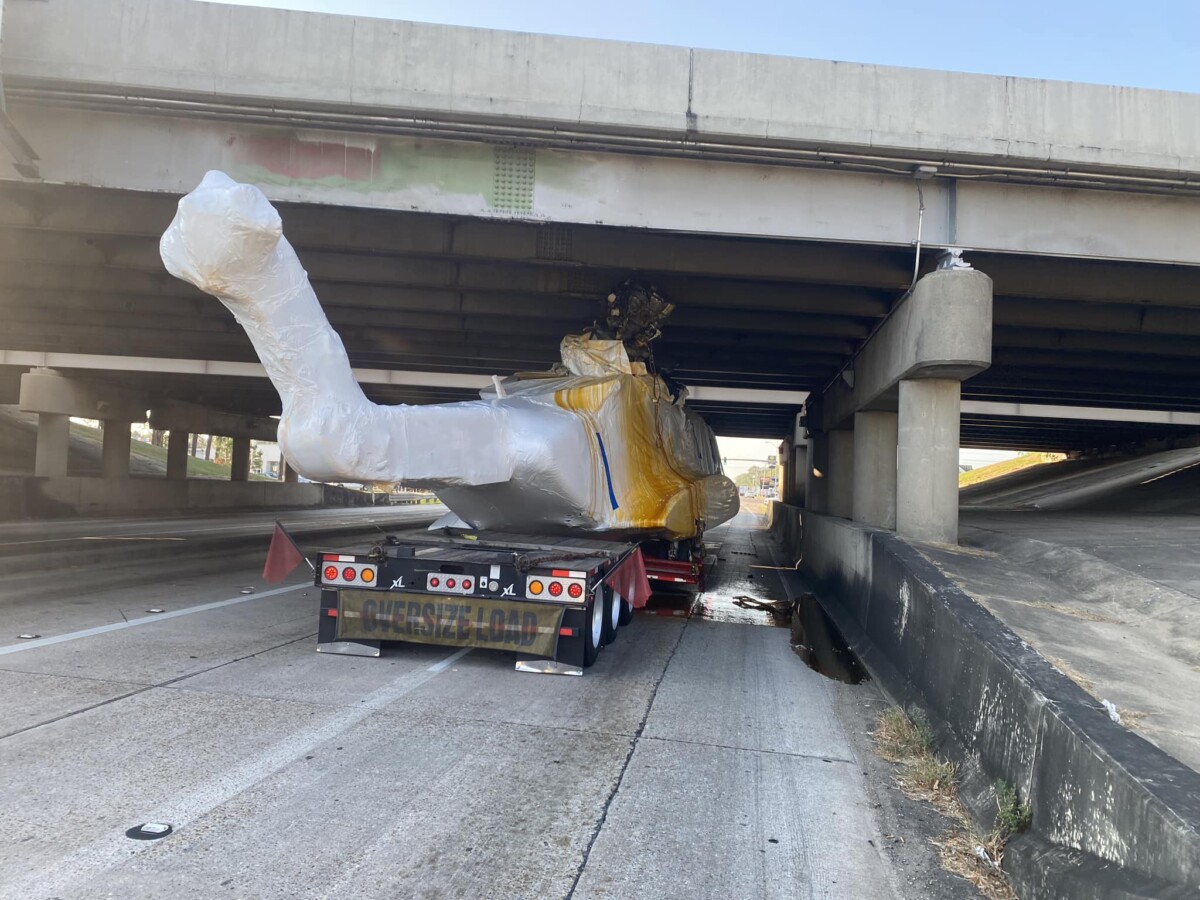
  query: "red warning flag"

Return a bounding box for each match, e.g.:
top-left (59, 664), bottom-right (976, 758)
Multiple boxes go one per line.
top-left (263, 520), bottom-right (306, 583)
top-left (606, 547), bottom-right (652, 609)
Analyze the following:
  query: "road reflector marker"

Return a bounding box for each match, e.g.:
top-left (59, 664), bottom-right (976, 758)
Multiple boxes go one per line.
top-left (125, 823), bottom-right (173, 840)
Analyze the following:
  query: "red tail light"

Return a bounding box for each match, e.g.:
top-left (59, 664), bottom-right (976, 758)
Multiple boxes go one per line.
top-left (446, 578), bottom-right (457, 589)
top-left (548, 581), bottom-right (563, 597)
top-left (323, 565), bottom-right (338, 581)
top-left (462, 578), bottom-right (472, 591)
top-left (567, 583), bottom-right (583, 599)
top-left (430, 576), bottom-right (441, 588)
top-left (342, 567), bottom-right (356, 581)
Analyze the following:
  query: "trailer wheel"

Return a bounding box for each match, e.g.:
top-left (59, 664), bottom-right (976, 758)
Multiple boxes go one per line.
top-left (603, 587), bottom-right (619, 645)
top-left (583, 588), bottom-right (604, 667)
top-left (617, 592), bottom-right (635, 627)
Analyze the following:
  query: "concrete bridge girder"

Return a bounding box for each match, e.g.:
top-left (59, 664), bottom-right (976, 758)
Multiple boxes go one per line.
top-left (7, 103), bottom-right (1200, 269)
top-left (6, 0), bottom-right (1200, 175)
top-left (148, 399), bottom-right (278, 443)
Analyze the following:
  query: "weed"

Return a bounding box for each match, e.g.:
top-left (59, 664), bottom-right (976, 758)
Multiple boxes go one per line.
top-left (910, 705), bottom-right (936, 749)
top-left (871, 707), bottom-right (1022, 900)
top-left (901, 756), bottom-right (958, 806)
top-left (995, 781), bottom-right (1032, 837)
top-left (873, 706), bottom-right (933, 762)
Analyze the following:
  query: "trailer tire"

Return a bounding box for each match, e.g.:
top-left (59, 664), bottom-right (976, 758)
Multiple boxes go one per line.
top-left (583, 589), bottom-right (604, 667)
top-left (602, 587), bottom-right (620, 645)
top-left (617, 592), bottom-right (635, 627)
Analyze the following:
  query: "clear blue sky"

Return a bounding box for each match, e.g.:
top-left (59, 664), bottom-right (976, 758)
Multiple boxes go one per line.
top-left (215, 0), bottom-right (1200, 93)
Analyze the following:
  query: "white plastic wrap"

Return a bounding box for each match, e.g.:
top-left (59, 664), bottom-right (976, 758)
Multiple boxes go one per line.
top-left (161, 171), bottom-right (737, 539)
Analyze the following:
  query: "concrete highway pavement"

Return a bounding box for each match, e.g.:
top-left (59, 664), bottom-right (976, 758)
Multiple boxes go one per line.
top-left (0, 504), bottom-right (445, 548)
top-left (0, 511), bottom-right (977, 899)
top-left (0, 506), bottom-right (446, 638)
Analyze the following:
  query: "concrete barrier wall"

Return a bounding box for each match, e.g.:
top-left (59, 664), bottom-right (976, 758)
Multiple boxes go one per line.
top-left (0, 476), bottom-right (375, 519)
top-left (770, 501), bottom-right (1200, 900)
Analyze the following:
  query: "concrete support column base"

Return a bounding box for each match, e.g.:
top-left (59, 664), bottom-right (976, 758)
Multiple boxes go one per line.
top-left (166, 429), bottom-right (189, 481)
top-left (827, 429), bottom-right (855, 519)
top-left (230, 436), bottom-right (251, 482)
top-left (282, 461), bottom-right (299, 483)
top-left (35, 413), bottom-right (70, 477)
top-left (852, 410), bottom-right (898, 529)
top-left (101, 421), bottom-right (132, 479)
top-left (897, 379), bottom-right (961, 544)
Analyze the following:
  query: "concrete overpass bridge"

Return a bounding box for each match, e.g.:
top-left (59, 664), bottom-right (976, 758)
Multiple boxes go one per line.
top-left (4, 2), bottom-right (1200, 895)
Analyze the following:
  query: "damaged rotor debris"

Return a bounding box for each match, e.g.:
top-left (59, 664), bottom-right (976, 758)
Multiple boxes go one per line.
top-left (589, 281), bottom-right (676, 364)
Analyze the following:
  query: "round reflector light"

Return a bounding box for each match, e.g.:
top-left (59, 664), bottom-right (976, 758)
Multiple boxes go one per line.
top-left (361, 569), bottom-right (375, 584)
top-left (430, 576), bottom-right (440, 588)
top-left (548, 581), bottom-right (563, 597)
top-left (528, 580), bottom-right (544, 596)
top-left (323, 566), bottom-right (338, 581)
top-left (567, 582), bottom-right (583, 599)
top-left (342, 567), bottom-right (356, 581)
top-left (462, 578), bottom-right (472, 591)
top-left (446, 578), bottom-right (456, 589)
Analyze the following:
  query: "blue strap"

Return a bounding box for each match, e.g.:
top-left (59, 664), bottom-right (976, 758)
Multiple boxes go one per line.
top-left (596, 432), bottom-right (619, 510)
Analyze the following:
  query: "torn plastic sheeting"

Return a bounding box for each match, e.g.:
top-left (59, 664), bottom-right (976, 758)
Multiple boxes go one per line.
top-left (160, 171), bottom-right (738, 540)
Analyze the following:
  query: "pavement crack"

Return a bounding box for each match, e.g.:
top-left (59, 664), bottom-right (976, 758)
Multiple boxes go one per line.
top-left (0, 684), bottom-right (156, 742)
top-left (0, 633), bottom-right (316, 742)
top-left (641, 733), bottom-right (854, 764)
top-left (0, 665), bottom-right (151, 688)
top-left (564, 618), bottom-right (688, 900)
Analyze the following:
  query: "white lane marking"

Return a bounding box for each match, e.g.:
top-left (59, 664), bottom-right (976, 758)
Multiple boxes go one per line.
top-left (0, 583), bottom-right (310, 656)
top-left (13, 647), bottom-right (471, 899)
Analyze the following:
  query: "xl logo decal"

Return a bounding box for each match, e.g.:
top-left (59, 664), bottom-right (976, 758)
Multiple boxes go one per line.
top-left (390, 576), bottom-right (405, 589)
top-left (501, 584), bottom-right (516, 597)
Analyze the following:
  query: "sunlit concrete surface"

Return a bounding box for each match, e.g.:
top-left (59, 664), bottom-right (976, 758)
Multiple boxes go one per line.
top-left (927, 449), bottom-right (1200, 773)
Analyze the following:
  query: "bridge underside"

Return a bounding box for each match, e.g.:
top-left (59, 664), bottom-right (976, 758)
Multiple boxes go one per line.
top-left (2, 180), bottom-right (1200, 448)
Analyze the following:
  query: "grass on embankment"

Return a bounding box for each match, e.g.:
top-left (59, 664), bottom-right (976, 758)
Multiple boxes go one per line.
top-left (68, 421), bottom-right (274, 481)
top-left (873, 707), bottom-right (1030, 900)
top-left (959, 452), bottom-right (1066, 488)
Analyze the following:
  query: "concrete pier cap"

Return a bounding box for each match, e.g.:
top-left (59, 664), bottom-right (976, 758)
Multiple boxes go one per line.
top-left (19, 368), bottom-right (149, 424)
top-left (803, 262), bottom-right (993, 543)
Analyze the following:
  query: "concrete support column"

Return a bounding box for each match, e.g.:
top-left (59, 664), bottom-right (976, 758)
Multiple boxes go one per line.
top-left (282, 460), bottom-right (299, 483)
top-left (778, 442), bottom-right (794, 505)
top-left (826, 429), bottom-right (855, 519)
top-left (897, 379), bottom-right (961, 543)
top-left (852, 410), bottom-right (898, 529)
top-left (230, 436), bottom-right (251, 482)
top-left (100, 421), bottom-right (131, 479)
top-left (791, 444), bottom-right (808, 507)
top-left (166, 429), bottom-right (189, 480)
top-left (34, 413), bottom-right (70, 477)
top-left (805, 434), bottom-right (828, 513)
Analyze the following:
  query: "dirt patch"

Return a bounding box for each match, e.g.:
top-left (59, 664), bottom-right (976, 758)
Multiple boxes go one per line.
top-left (828, 689), bottom-right (988, 899)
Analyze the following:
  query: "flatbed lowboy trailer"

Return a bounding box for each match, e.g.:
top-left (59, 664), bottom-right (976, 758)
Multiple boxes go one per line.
top-left (315, 531), bottom-right (644, 675)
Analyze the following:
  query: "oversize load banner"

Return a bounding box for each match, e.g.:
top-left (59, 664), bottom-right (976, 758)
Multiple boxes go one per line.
top-left (336, 590), bottom-right (565, 658)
